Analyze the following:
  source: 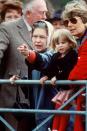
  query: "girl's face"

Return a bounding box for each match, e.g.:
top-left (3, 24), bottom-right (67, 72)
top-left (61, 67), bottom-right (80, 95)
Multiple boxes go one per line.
top-left (55, 36), bottom-right (71, 55)
top-left (32, 28), bottom-right (47, 52)
top-left (63, 16), bottom-right (86, 38)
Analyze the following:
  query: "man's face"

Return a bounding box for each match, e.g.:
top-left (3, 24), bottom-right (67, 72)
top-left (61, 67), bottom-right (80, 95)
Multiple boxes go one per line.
top-left (31, 9), bottom-right (47, 22)
top-left (5, 9), bottom-right (21, 22)
top-left (26, 0), bottom-right (48, 24)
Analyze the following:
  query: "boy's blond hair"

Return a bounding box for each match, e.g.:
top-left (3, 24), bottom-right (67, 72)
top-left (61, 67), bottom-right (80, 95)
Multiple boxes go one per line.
top-left (50, 28), bottom-right (77, 51)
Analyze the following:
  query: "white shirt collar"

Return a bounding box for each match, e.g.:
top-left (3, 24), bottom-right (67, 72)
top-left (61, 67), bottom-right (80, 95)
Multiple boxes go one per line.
top-left (23, 16), bottom-right (32, 32)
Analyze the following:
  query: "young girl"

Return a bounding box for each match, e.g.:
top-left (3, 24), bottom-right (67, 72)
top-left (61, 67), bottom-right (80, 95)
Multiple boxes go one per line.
top-left (40, 28), bottom-right (78, 131)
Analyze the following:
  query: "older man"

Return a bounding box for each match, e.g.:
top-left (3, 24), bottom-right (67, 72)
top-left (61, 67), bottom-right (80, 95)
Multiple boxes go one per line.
top-left (0, 0), bottom-right (48, 130)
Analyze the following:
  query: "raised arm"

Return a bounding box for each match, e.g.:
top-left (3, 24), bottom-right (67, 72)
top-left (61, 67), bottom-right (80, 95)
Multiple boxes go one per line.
top-left (17, 44), bottom-right (31, 58)
top-left (17, 44), bottom-right (54, 70)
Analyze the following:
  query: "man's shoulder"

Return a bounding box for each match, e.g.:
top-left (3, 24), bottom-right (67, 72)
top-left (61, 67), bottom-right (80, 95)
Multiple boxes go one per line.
top-left (0, 18), bottom-right (23, 29)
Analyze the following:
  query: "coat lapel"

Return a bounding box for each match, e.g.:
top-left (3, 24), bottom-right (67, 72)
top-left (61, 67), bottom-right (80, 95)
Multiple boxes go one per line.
top-left (17, 18), bottom-right (33, 49)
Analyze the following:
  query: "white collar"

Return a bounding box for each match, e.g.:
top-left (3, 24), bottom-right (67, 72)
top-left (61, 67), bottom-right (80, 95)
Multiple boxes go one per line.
top-left (23, 16), bottom-right (32, 32)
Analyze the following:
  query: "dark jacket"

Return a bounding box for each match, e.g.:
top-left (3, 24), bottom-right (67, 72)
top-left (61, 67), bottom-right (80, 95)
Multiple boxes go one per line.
top-left (43, 49), bottom-right (78, 90)
top-left (45, 50), bottom-right (78, 80)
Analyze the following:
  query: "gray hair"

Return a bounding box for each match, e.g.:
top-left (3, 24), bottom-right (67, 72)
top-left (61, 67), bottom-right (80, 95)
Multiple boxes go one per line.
top-left (32, 20), bottom-right (54, 47)
top-left (61, 0), bottom-right (87, 23)
top-left (23, 0), bottom-right (38, 15)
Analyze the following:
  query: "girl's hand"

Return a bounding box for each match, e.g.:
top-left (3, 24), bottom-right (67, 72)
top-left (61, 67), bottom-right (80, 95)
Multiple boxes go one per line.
top-left (17, 44), bottom-right (30, 58)
top-left (40, 76), bottom-right (48, 85)
top-left (50, 76), bottom-right (56, 86)
top-left (10, 75), bottom-right (20, 84)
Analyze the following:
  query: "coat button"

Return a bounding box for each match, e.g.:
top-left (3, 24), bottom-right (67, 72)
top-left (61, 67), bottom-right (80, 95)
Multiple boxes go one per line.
top-left (78, 57), bottom-right (80, 59)
top-left (59, 70), bottom-right (62, 73)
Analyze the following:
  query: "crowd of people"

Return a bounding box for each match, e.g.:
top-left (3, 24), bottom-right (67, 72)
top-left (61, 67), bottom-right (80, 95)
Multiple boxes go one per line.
top-left (0, 0), bottom-right (87, 131)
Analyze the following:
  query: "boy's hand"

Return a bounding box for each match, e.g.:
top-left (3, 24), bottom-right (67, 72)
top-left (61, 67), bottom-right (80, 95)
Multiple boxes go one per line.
top-left (50, 76), bottom-right (56, 86)
top-left (40, 76), bottom-right (48, 85)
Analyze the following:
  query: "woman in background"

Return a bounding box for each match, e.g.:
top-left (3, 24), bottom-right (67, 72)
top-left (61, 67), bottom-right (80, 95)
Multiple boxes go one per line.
top-left (1, 0), bottom-right (22, 22)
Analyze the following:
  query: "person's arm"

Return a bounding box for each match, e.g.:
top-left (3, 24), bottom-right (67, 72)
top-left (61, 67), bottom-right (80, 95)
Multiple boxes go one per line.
top-left (68, 42), bottom-right (87, 80)
top-left (26, 50), bottom-right (54, 71)
top-left (17, 43), bottom-right (54, 71)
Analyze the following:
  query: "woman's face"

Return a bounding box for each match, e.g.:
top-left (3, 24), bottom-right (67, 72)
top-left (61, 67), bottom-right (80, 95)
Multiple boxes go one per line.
top-left (63, 16), bottom-right (86, 38)
top-left (5, 9), bottom-right (21, 22)
top-left (32, 28), bottom-right (47, 52)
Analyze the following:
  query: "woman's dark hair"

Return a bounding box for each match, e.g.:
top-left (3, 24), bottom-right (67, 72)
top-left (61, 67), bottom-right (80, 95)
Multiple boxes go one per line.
top-left (1, 1), bottom-right (22, 21)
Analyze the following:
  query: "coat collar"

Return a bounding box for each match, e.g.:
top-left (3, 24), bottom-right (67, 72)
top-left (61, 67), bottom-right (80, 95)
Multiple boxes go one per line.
top-left (80, 29), bottom-right (87, 45)
top-left (16, 18), bottom-right (33, 49)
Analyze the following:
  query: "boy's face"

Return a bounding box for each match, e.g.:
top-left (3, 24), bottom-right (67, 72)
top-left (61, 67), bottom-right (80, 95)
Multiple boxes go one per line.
top-left (55, 37), bottom-right (71, 55)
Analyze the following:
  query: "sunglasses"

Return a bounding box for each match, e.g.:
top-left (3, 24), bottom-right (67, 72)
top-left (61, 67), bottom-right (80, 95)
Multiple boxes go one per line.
top-left (63, 17), bottom-right (77, 27)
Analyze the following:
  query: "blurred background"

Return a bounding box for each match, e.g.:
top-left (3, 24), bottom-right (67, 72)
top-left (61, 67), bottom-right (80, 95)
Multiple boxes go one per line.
top-left (22, 0), bottom-right (87, 10)
top-left (49, 0), bottom-right (71, 9)
top-left (22, 0), bottom-right (71, 9)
